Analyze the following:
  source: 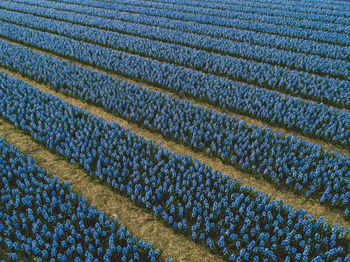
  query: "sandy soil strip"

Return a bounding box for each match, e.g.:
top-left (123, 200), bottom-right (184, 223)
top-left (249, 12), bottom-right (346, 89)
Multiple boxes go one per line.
top-left (1, 37), bottom-right (348, 156)
top-left (0, 120), bottom-right (222, 262)
top-left (2, 68), bottom-right (348, 231)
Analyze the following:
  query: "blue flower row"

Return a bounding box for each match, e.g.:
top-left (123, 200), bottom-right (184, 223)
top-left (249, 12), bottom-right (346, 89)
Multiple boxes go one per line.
top-left (205, 0), bottom-right (350, 16)
top-left (99, 0), bottom-right (350, 31)
top-left (3, 7), bottom-right (350, 86)
top-left (134, 0), bottom-right (350, 22)
top-left (207, 0), bottom-right (350, 17)
top-left (1, 21), bottom-right (350, 149)
top-left (0, 71), bottom-right (349, 261)
top-left (1, 39), bottom-right (349, 219)
top-left (0, 136), bottom-right (163, 261)
top-left (10, 0), bottom-right (350, 64)
top-left (50, 0), bottom-right (350, 46)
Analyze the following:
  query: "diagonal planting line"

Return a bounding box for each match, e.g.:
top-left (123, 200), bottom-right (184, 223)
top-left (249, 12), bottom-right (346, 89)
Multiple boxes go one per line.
top-left (1, 7), bottom-right (348, 87)
top-left (0, 119), bottom-right (222, 262)
top-left (101, 0), bottom-right (350, 29)
top-left (2, 68), bottom-right (349, 231)
top-left (41, 0), bottom-right (350, 47)
top-left (1, 38), bottom-right (348, 157)
top-left (9, 0), bottom-right (350, 63)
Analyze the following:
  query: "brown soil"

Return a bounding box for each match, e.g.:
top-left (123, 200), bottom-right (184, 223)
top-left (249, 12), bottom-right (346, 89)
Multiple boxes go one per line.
top-left (0, 117), bottom-right (222, 262)
top-left (2, 68), bottom-right (349, 231)
top-left (2, 38), bottom-right (349, 157)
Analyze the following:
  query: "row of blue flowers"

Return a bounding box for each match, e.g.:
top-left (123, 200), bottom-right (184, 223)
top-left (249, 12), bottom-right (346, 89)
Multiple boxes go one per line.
top-left (0, 71), bottom-right (349, 261)
top-left (198, 0), bottom-right (350, 17)
top-left (49, 0), bottom-right (350, 46)
top-left (1, 38), bottom-right (349, 218)
top-left (7, 0), bottom-right (350, 63)
top-left (3, 7), bottom-right (350, 87)
top-left (1, 22), bottom-right (350, 149)
top-left (0, 136), bottom-right (163, 261)
top-left (130, 0), bottom-right (350, 24)
top-left (96, 0), bottom-right (350, 32)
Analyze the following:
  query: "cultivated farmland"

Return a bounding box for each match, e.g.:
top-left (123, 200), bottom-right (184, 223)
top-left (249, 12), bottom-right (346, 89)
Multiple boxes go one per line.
top-left (0, 0), bottom-right (349, 261)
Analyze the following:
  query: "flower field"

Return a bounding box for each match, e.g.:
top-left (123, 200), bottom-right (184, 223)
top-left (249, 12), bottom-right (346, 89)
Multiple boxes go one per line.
top-left (0, 0), bottom-right (349, 261)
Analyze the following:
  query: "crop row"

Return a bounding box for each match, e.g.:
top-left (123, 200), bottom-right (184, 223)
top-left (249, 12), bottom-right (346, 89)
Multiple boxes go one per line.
top-left (121, 0), bottom-right (350, 22)
top-left (1, 38), bottom-right (350, 220)
top-left (0, 137), bottom-right (162, 261)
top-left (2, 20), bottom-right (350, 148)
top-left (9, 0), bottom-right (350, 62)
top-left (48, 0), bottom-right (350, 46)
top-left (0, 71), bottom-right (349, 261)
top-left (4, 7), bottom-right (350, 84)
top-left (206, 0), bottom-right (350, 15)
top-left (96, 0), bottom-right (350, 31)
top-left (115, 0), bottom-right (350, 20)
